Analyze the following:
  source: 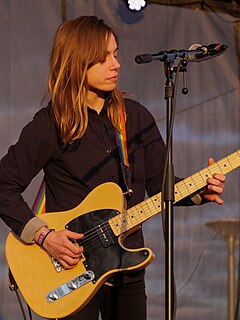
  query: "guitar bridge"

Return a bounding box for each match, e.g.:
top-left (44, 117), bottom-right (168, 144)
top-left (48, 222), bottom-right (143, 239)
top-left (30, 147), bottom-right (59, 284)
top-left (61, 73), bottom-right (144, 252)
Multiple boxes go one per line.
top-left (51, 256), bottom-right (64, 272)
top-left (46, 270), bottom-right (95, 302)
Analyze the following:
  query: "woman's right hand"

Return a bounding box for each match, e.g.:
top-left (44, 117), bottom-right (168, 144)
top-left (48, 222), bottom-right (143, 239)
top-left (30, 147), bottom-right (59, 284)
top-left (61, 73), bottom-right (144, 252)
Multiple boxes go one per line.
top-left (35, 228), bottom-right (84, 269)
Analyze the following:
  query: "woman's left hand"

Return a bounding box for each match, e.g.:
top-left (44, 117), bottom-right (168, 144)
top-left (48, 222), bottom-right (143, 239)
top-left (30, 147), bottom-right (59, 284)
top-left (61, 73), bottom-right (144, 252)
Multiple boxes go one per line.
top-left (201, 157), bottom-right (226, 204)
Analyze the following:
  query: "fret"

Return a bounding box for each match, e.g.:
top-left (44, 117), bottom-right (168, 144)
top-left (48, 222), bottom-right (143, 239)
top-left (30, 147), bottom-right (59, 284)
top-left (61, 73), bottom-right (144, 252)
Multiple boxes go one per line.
top-left (174, 184), bottom-right (184, 202)
top-left (110, 150), bottom-right (240, 236)
top-left (175, 180), bottom-right (191, 198)
top-left (110, 193), bottom-right (162, 236)
top-left (208, 163), bottom-right (222, 175)
top-left (181, 176), bottom-right (198, 194)
top-left (199, 167), bottom-right (212, 181)
top-left (191, 172), bottom-right (206, 187)
top-left (226, 152), bottom-right (240, 170)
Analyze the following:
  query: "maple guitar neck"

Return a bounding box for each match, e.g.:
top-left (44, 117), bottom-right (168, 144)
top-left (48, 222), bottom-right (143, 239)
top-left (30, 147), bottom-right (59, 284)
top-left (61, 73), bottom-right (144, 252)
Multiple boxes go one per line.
top-left (109, 150), bottom-right (240, 236)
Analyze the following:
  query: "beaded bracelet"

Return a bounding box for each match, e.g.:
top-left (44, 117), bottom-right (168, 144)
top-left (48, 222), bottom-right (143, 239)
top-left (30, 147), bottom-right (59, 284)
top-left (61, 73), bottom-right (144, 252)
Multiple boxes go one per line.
top-left (36, 227), bottom-right (54, 247)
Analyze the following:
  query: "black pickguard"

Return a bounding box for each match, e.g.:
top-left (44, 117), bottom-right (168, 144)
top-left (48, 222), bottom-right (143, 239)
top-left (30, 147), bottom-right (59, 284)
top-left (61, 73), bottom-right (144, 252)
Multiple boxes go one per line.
top-left (65, 209), bottom-right (149, 282)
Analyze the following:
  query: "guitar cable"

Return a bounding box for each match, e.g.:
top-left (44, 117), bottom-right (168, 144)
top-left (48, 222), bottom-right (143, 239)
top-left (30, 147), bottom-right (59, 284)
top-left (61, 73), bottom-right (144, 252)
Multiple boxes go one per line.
top-left (235, 241), bottom-right (240, 320)
top-left (8, 269), bottom-right (32, 320)
top-left (15, 289), bottom-right (33, 320)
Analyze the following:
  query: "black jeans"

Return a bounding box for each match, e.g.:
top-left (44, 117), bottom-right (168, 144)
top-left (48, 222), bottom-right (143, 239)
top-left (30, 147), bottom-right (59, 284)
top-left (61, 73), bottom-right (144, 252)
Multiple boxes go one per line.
top-left (60, 279), bottom-right (147, 320)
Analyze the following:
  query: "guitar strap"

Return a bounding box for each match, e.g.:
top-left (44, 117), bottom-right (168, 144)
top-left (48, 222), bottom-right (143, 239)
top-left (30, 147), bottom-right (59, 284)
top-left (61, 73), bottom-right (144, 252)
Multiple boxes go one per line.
top-left (31, 177), bottom-right (46, 214)
top-left (115, 105), bottom-right (133, 198)
top-left (32, 105), bottom-right (132, 215)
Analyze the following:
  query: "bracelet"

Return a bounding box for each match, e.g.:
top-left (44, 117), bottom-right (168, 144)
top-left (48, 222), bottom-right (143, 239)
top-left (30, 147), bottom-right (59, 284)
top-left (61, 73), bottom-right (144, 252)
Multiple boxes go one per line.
top-left (36, 227), bottom-right (53, 247)
top-left (41, 229), bottom-right (54, 247)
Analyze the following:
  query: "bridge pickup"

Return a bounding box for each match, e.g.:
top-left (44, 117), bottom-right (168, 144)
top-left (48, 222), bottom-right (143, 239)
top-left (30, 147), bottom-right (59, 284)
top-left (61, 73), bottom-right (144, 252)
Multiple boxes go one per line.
top-left (46, 270), bottom-right (95, 302)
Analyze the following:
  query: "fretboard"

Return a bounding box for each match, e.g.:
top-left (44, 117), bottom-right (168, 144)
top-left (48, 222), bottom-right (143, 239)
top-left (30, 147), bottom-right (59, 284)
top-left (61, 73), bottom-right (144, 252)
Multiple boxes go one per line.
top-left (109, 150), bottom-right (240, 236)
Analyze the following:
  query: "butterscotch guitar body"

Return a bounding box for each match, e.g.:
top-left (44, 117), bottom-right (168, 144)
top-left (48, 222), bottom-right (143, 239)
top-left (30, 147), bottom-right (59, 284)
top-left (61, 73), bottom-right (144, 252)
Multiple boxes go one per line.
top-left (5, 182), bottom-right (153, 319)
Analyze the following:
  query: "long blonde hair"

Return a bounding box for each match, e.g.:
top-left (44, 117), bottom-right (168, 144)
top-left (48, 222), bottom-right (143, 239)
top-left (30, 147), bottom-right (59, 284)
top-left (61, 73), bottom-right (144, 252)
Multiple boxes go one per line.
top-left (48, 16), bottom-right (125, 144)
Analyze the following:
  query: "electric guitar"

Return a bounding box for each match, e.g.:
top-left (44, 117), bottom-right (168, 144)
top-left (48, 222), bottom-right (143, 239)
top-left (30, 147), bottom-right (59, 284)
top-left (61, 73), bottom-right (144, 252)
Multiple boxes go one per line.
top-left (5, 150), bottom-right (240, 319)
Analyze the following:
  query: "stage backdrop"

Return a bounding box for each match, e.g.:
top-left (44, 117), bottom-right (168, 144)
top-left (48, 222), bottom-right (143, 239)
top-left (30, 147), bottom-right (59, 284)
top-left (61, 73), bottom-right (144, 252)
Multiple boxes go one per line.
top-left (0, 1), bottom-right (239, 320)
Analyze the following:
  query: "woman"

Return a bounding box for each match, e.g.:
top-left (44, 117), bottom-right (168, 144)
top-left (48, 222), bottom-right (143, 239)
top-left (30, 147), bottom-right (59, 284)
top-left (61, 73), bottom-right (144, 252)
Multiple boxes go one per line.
top-left (0, 16), bottom-right (225, 320)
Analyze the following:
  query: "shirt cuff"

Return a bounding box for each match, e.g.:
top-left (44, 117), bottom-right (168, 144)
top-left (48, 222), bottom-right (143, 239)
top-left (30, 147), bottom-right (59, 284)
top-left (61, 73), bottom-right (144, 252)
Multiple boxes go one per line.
top-left (20, 216), bottom-right (48, 243)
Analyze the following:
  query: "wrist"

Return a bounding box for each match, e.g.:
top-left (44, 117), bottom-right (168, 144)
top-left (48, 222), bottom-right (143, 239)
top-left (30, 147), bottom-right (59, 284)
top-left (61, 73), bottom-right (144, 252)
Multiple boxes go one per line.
top-left (35, 226), bottom-right (54, 246)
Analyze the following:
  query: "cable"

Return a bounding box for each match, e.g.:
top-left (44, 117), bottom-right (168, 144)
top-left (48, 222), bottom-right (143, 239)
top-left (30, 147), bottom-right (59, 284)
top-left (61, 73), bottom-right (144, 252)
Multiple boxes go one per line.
top-left (8, 270), bottom-right (32, 320)
top-left (155, 87), bottom-right (238, 125)
top-left (234, 240), bottom-right (240, 320)
top-left (14, 290), bottom-right (31, 320)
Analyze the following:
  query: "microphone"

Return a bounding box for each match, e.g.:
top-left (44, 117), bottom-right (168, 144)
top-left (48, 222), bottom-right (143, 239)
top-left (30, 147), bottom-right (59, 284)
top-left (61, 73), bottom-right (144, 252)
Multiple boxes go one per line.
top-left (135, 50), bottom-right (181, 64)
top-left (187, 43), bottom-right (228, 62)
top-left (135, 43), bottom-right (228, 64)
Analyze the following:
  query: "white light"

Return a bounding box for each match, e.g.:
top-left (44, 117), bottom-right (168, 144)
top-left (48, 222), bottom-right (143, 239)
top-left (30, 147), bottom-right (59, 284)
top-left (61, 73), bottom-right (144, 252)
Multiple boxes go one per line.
top-left (128, 0), bottom-right (147, 11)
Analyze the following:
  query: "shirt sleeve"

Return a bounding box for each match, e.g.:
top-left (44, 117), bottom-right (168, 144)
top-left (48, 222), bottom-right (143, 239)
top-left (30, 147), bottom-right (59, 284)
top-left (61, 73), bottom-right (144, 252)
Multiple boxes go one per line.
top-left (0, 107), bottom-right (54, 240)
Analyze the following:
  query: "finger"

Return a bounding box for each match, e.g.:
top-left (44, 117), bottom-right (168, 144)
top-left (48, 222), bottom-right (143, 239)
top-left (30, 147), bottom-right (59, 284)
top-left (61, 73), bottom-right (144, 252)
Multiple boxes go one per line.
top-left (208, 185), bottom-right (224, 195)
top-left (61, 230), bottom-right (84, 254)
top-left (207, 177), bottom-right (225, 193)
top-left (64, 247), bottom-right (83, 258)
top-left (207, 177), bottom-right (224, 188)
top-left (212, 173), bottom-right (226, 183)
top-left (212, 195), bottom-right (224, 205)
top-left (204, 193), bottom-right (224, 205)
top-left (52, 244), bottom-right (83, 262)
top-left (58, 255), bottom-right (81, 269)
top-left (65, 230), bottom-right (84, 240)
top-left (206, 180), bottom-right (224, 194)
top-left (208, 157), bottom-right (215, 166)
top-left (61, 241), bottom-right (84, 256)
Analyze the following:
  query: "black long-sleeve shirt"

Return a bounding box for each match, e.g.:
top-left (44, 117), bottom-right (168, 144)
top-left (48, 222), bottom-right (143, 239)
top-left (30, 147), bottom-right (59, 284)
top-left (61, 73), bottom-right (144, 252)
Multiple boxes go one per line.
top-left (0, 98), bottom-right (168, 241)
top-left (0, 97), bottom-right (200, 283)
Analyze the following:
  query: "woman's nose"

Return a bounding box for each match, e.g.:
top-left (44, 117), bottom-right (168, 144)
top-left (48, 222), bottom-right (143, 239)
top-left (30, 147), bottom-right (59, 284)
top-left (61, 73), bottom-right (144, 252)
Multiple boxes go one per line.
top-left (110, 57), bottom-right (120, 70)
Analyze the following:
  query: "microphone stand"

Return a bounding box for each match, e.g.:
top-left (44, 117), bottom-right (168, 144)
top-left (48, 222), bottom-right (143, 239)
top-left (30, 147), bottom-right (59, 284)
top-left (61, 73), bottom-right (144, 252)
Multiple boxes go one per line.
top-left (163, 57), bottom-right (176, 320)
top-left (134, 45), bottom-right (227, 320)
top-left (163, 58), bottom-right (188, 320)
top-left (135, 48), bottom-right (199, 320)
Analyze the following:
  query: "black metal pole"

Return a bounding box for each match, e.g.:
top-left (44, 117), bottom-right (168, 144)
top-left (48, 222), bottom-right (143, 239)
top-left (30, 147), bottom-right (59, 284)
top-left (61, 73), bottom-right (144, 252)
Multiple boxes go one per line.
top-left (164, 61), bottom-right (175, 320)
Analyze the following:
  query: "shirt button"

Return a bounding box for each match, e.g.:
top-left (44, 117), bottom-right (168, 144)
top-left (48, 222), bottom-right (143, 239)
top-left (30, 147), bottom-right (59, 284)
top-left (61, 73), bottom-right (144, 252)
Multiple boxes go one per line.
top-left (107, 149), bottom-right (111, 154)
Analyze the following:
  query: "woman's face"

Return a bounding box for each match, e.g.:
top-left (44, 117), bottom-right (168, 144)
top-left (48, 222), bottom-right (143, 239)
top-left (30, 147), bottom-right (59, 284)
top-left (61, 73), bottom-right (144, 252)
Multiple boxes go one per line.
top-left (87, 33), bottom-right (120, 93)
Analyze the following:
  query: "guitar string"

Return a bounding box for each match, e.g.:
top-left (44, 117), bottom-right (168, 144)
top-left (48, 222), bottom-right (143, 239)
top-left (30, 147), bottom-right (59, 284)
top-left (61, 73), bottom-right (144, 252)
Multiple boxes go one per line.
top-left (77, 211), bottom-right (145, 248)
top-left (73, 199), bottom-right (158, 248)
top-left (76, 172), bottom-right (200, 249)
top-left (73, 180), bottom-right (216, 248)
top-left (75, 196), bottom-right (164, 250)
top-left (71, 195), bottom-right (160, 247)
top-left (76, 179), bottom-right (205, 248)
top-left (72, 152), bottom-right (239, 250)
